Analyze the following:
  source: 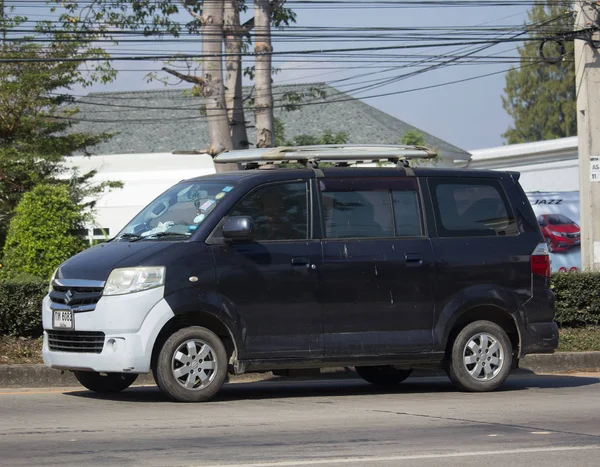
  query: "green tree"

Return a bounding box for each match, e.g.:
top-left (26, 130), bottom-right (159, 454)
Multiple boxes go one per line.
top-left (400, 130), bottom-right (426, 146)
top-left (0, 12), bottom-right (119, 249)
top-left (502, 1), bottom-right (576, 144)
top-left (274, 119), bottom-right (349, 146)
top-left (2, 185), bottom-right (87, 279)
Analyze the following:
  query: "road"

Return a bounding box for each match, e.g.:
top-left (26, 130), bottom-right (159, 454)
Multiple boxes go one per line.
top-left (0, 372), bottom-right (599, 467)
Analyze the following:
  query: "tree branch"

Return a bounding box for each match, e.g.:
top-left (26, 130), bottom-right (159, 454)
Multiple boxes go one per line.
top-left (162, 67), bottom-right (206, 87)
top-left (176, 0), bottom-right (203, 21)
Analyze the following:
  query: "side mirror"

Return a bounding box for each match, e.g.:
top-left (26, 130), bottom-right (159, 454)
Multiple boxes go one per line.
top-left (222, 216), bottom-right (254, 242)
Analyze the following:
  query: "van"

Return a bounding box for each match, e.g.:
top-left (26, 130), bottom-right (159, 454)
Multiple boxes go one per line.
top-left (42, 145), bottom-right (558, 402)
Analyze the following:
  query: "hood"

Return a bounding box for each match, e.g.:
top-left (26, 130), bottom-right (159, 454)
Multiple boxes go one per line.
top-left (56, 241), bottom-right (174, 282)
top-left (548, 223), bottom-right (580, 234)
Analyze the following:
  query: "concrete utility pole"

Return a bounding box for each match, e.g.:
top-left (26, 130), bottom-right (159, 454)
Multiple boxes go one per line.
top-left (575, 1), bottom-right (600, 271)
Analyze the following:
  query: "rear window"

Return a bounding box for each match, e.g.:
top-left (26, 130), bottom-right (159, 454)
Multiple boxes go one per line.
top-left (429, 178), bottom-right (518, 237)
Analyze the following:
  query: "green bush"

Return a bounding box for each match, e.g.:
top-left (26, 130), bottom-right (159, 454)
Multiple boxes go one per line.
top-left (552, 272), bottom-right (600, 327)
top-left (0, 278), bottom-right (47, 337)
top-left (2, 184), bottom-right (87, 280)
top-left (0, 271), bottom-right (599, 339)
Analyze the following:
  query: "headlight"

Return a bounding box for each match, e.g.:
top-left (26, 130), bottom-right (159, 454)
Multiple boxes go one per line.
top-left (48, 268), bottom-right (58, 294)
top-left (550, 231), bottom-right (567, 237)
top-left (103, 266), bottom-right (166, 296)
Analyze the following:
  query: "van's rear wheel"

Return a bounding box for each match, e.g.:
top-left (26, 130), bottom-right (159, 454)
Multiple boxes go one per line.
top-left (153, 326), bottom-right (227, 402)
top-left (74, 371), bottom-right (138, 393)
top-left (446, 320), bottom-right (512, 392)
top-left (355, 366), bottom-right (413, 386)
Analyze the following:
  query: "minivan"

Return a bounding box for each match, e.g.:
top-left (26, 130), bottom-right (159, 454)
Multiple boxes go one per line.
top-left (42, 145), bottom-right (558, 402)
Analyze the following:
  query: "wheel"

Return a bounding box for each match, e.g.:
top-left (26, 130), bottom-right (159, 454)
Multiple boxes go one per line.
top-left (153, 326), bottom-right (227, 402)
top-left (355, 366), bottom-right (413, 386)
top-left (73, 371), bottom-right (138, 393)
top-left (545, 237), bottom-right (555, 253)
top-left (446, 320), bottom-right (512, 392)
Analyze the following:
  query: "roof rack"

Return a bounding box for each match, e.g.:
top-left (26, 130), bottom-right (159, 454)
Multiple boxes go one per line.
top-left (213, 144), bottom-right (437, 169)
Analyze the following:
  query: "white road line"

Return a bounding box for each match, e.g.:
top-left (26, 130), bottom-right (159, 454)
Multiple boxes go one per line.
top-left (197, 445), bottom-right (600, 467)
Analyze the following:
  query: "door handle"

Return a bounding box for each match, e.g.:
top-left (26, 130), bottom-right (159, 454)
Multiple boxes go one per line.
top-left (405, 254), bottom-right (423, 266)
top-left (291, 257), bottom-right (311, 267)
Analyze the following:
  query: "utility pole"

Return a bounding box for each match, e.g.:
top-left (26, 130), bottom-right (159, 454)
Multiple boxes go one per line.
top-left (575, 1), bottom-right (600, 271)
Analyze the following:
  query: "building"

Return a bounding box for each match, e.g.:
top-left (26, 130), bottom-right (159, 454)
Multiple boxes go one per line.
top-left (467, 136), bottom-right (578, 192)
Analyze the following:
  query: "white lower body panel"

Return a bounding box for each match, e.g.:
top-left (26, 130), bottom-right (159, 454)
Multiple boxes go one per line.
top-left (42, 287), bottom-right (174, 374)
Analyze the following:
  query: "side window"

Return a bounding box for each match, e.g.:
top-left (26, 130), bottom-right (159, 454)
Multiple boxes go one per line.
top-left (393, 191), bottom-right (422, 237)
top-left (228, 182), bottom-right (308, 241)
top-left (430, 178), bottom-right (518, 237)
top-left (320, 178), bottom-right (423, 238)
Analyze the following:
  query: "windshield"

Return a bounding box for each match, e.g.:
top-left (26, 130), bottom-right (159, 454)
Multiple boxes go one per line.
top-left (546, 215), bottom-right (574, 225)
top-left (115, 181), bottom-right (236, 241)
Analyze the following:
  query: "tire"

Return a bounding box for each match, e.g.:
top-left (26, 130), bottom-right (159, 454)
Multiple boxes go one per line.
top-left (153, 326), bottom-right (228, 402)
top-left (446, 320), bottom-right (513, 392)
top-left (73, 371), bottom-right (138, 393)
top-left (355, 366), bottom-right (413, 386)
top-left (546, 237), bottom-right (555, 253)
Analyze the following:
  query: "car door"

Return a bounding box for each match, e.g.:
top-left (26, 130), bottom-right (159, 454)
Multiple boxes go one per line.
top-left (210, 179), bottom-right (324, 359)
top-left (319, 177), bottom-right (435, 357)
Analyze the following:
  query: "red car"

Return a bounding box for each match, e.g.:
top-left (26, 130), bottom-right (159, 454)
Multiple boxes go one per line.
top-left (537, 214), bottom-right (580, 253)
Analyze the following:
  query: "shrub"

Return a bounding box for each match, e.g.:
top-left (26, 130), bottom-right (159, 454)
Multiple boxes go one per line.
top-left (0, 271), bottom-right (599, 339)
top-left (2, 184), bottom-right (87, 280)
top-left (0, 278), bottom-right (47, 337)
top-left (552, 272), bottom-right (600, 327)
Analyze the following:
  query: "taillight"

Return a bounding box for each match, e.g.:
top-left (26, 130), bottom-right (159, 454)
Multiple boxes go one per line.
top-left (531, 243), bottom-right (551, 278)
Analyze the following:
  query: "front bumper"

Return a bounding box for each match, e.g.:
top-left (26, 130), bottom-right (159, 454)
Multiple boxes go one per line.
top-left (42, 287), bottom-right (174, 374)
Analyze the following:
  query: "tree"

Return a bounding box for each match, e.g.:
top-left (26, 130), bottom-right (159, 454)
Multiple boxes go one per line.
top-left (400, 130), bottom-right (426, 146)
top-left (54, 0), bottom-right (297, 157)
top-left (0, 13), bottom-right (119, 250)
top-left (2, 184), bottom-right (87, 279)
top-left (274, 119), bottom-right (349, 146)
top-left (502, 0), bottom-right (576, 144)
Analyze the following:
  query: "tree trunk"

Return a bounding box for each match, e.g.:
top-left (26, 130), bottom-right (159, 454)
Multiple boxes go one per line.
top-left (201, 0), bottom-right (236, 171)
top-left (254, 0), bottom-right (274, 148)
top-left (224, 0), bottom-right (249, 150)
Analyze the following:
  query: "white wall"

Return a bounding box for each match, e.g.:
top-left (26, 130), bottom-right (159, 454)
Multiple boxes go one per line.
top-left (66, 153), bottom-right (216, 238)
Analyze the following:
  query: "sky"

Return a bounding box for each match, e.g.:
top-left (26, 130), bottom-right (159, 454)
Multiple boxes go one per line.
top-left (10, 1), bottom-right (537, 152)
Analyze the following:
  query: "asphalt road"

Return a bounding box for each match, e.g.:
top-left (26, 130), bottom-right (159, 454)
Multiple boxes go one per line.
top-left (1, 372), bottom-right (599, 467)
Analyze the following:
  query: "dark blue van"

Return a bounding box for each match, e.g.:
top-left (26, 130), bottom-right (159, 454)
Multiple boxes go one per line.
top-left (42, 145), bottom-right (558, 402)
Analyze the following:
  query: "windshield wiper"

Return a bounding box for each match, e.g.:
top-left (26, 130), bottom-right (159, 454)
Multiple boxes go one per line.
top-left (131, 231), bottom-right (191, 242)
top-left (116, 233), bottom-right (142, 241)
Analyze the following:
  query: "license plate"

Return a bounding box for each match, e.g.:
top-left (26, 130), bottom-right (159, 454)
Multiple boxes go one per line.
top-left (53, 310), bottom-right (74, 330)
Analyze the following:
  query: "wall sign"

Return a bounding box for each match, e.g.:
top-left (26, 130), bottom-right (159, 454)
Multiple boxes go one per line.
top-left (591, 157), bottom-right (600, 182)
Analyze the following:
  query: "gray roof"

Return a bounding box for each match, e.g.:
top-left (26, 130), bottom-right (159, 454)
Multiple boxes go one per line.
top-left (70, 83), bottom-right (469, 158)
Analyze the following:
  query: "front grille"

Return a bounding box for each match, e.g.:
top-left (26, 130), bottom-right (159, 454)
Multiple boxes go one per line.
top-left (566, 232), bottom-right (580, 238)
top-left (50, 285), bottom-right (104, 309)
top-left (48, 331), bottom-right (105, 353)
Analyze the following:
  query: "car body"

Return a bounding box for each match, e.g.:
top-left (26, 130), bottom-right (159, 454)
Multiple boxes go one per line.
top-left (42, 146), bottom-right (558, 401)
top-left (537, 214), bottom-right (580, 253)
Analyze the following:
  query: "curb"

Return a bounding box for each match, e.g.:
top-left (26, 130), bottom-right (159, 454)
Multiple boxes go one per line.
top-left (0, 353), bottom-right (599, 389)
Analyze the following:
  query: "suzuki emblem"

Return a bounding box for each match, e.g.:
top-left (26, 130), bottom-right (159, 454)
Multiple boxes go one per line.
top-left (64, 289), bottom-right (73, 305)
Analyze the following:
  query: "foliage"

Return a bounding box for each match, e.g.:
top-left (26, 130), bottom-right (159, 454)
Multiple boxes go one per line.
top-left (400, 130), bottom-right (426, 146)
top-left (274, 118), bottom-right (348, 146)
top-left (0, 278), bottom-right (47, 338)
top-left (552, 272), bottom-right (600, 327)
top-left (2, 272), bottom-right (600, 343)
top-left (2, 185), bottom-right (87, 280)
top-left (0, 12), bottom-right (118, 249)
top-left (502, 0), bottom-right (576, 143)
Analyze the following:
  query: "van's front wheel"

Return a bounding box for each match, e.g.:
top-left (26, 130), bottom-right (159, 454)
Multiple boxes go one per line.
top-left (446, 320), bottom-right (512, 392)
top-left (74, 371), bottom-right (138, 393)
top-left (154, 326), bottom-right (228, 402)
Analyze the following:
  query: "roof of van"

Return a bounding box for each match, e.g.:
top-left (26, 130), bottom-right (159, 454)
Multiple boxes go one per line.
top-left (183, 166), bottom-right (513, 183)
